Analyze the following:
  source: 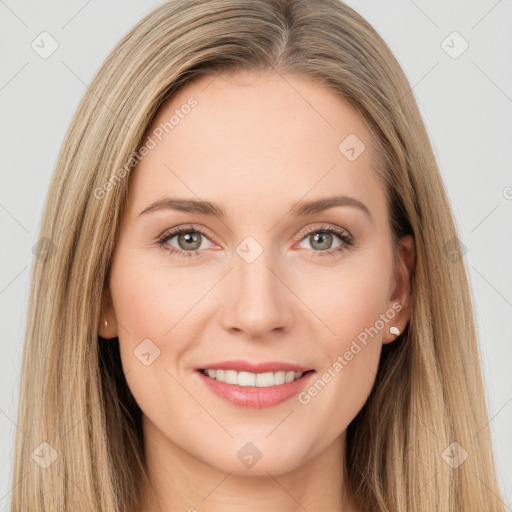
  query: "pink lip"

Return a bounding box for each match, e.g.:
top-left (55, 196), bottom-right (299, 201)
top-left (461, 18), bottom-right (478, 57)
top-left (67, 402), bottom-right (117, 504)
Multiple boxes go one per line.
top-left (196, 359), bottom-right (313, 373)
top-left (195, 369), bottom-right (316, 409)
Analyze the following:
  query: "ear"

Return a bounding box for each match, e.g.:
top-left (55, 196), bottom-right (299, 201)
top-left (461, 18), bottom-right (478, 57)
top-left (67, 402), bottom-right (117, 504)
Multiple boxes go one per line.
top-left (383, 234), bottom-right (415, 344)
top-left (98, 285), bottom-right (118, 339)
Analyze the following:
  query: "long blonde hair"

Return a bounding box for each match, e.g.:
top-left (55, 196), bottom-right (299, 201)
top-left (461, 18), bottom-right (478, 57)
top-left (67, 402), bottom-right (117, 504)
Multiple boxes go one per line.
top-left (11, 1), bottom-right (505, 510)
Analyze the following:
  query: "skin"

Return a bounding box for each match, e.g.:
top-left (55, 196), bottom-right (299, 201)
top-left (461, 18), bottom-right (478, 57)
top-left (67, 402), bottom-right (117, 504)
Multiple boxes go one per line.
top-left (101, 70), bottom-right (415, 512)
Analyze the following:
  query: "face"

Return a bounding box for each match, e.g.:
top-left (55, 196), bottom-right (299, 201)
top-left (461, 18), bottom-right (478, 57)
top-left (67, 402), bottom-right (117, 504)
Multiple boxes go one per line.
top-left (102, 70), bottom-right (414, 477)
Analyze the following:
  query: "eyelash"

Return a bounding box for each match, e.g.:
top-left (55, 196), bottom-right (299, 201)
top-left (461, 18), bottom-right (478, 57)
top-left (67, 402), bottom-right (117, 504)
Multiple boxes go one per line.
top-left (157, 224), bottom-right (353, 260)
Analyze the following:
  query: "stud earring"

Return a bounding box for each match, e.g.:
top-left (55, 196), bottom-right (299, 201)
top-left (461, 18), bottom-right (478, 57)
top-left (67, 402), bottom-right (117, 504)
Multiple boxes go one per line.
top-left (389, 326), bottom-right (400, 336)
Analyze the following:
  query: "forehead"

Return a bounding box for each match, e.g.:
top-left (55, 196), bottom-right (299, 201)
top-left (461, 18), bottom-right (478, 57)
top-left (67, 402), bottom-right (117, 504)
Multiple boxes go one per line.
top-left (125, 71), bottom-right (387, 224)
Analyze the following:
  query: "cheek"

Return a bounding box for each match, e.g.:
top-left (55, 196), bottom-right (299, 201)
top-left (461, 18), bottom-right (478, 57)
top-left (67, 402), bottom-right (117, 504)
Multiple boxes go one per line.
top-left (108, 251), bottom-right (185, 381)
top-left (109, 247), bottom-right (201, 342)
top-left (300, 254), bottom-right (393, 348)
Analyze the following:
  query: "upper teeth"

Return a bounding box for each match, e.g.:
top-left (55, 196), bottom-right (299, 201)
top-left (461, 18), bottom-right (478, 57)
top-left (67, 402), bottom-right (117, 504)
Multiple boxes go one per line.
top-left (203, 369), bottom-right (304, 387)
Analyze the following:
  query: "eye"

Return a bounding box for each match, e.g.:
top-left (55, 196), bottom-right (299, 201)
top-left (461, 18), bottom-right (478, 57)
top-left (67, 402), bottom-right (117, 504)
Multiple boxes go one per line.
top-left (295, 224), bottom-right (353, 258)
top-left (157, 225), bottom-right (215, 259)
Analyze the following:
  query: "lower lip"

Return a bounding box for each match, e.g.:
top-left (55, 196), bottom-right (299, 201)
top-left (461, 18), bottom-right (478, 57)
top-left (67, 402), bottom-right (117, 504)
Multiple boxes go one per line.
top-left (196, 370), bottom-right (316, 409)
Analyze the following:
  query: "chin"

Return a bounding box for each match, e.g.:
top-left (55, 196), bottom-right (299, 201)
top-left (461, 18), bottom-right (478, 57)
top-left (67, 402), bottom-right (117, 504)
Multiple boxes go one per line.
top-left (200, 440), bottom-right (308, 476)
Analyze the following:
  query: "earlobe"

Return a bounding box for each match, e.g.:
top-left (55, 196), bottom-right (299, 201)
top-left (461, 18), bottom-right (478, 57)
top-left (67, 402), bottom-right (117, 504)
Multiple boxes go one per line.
top-left (99, 316), bottom-right (110, 339)
top-left (99, 312), bottom-right (112, 340)
top-left (99, 286), bottom-right (117, 340)
top-left (382, 325), bottom-right (401, 345)
top-left (389, 326), bottom-right (400, 336)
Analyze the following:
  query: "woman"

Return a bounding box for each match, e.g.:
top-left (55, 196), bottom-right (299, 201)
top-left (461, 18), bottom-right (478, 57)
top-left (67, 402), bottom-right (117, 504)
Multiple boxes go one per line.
top-left (11, 0), bottom-right (505, 511)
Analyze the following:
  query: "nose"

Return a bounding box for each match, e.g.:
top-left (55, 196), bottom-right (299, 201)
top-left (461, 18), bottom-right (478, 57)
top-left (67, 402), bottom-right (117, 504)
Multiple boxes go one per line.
top-left (220, 244), bottom-right (295, 340)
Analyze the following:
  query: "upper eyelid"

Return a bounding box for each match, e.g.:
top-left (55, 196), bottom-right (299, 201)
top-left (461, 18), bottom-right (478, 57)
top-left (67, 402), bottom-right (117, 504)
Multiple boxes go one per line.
top-left (298, 224), bottom-right (350, 237)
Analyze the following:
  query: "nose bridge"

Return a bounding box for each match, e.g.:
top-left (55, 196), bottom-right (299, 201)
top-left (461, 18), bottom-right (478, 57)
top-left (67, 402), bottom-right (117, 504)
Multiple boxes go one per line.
top-left (221, 236), bottom-right (293, 337)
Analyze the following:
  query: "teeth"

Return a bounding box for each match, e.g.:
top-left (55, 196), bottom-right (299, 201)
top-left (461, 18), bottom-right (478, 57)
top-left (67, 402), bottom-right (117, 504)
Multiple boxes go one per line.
top-left (202, 369), bottom-right (306, 387)
top-left (225, 369), bottom-right (238, 385)
top-left (205, 369), bottom-right (217, 378)
top-left (238, 371), bottom-right (255, 386)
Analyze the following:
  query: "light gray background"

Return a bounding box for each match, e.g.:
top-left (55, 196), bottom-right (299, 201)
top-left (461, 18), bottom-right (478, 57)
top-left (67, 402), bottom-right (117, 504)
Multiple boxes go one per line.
top-left (1, 0), bottom-right (511, 509)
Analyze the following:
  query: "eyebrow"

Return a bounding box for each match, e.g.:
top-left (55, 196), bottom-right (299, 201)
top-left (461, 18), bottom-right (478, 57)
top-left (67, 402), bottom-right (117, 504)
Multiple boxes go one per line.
top-left (138, 194), bottom-right (371, 220)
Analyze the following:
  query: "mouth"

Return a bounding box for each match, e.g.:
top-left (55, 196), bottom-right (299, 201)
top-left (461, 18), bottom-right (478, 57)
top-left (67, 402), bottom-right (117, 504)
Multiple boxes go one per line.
top-left (195, 367), bottom-right (316, 409)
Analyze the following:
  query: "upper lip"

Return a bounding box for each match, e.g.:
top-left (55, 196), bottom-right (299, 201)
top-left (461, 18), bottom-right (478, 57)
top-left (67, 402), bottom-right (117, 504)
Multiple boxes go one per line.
top-left (196, 359), bottom-right (314, 373)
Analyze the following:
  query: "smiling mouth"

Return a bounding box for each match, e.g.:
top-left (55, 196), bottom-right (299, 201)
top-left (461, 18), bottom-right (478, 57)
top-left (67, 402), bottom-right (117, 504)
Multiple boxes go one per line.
top-left (198, 368), bottom-right (315, 387)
